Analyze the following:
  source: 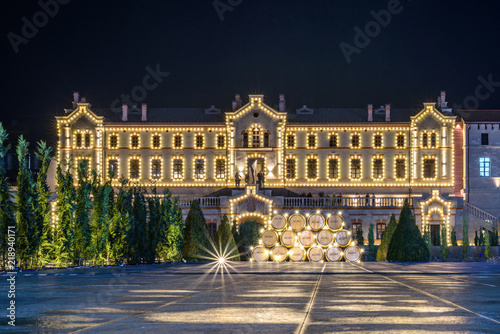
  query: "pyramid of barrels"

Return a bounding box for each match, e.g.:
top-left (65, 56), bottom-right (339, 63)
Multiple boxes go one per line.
top-left (251, 213), bottom-right (363, 262)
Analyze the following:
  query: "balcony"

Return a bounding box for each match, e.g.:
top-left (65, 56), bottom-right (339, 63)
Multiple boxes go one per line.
top-left (283, 196), bottom-right (412, 208)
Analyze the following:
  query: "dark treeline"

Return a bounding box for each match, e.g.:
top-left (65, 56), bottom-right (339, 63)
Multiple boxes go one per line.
top-left (0, 123), bottom-right (184, 270)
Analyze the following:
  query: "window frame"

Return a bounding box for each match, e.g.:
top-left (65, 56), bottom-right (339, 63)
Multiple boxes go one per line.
top-left (479, 157), bottom-right (491, 177)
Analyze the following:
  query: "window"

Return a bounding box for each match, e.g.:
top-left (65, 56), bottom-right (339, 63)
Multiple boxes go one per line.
top-left (307, 158), bottom-right (317, 179)
top-left (352, 223), bottom-right (362, 236)
top-left (109, 134), bottom-right (118, 148)
top-left (108, 159), bottom-right (118, 178)
top-left (151, 159), bottom-right (161, 179)
top-left (76, 133), bottom-right (82, 147)
top-left (328, 159), bottom-right (339, 180)
top-left (174, 134), bottom-right (182, 148)
top-left (131, 134), bottom-right (139, 148)
top-left (173, 159), bottom-right (183, 179)
top-left (207, 222), bottom-right (217, 237)
top-left (376, 223), bottom-right (386, 239)
top-left (152, 134), bottom-right (161, 148)
top-left (481, 133), bottom-right (489, 145)
top-left (373, 158), bottom-right (383, 179)
top-left (373, 134), bottom-right (382, 148)
top-left (252, 128), bottom-right (260, 147)
top-left (215, 159), bottom-right (225, 179)
top-left (423, 158), bottom-right (436, 178)
top-left (195, 159), bottom-right (205, 179)
top-left (422, 133), bottom-right (428, 147)
top-left (396, 134), bottom-right (405, 148)
top-left (286, 159), bottom-right (296, 180)
top-left (84, 133), bottom-right (91, 147)
top-left (395, 159), bottom-right (406, 179)
top-left (243, 133), bottom-right (249, 147)
top-left (287, 134), bottom-right (295, 148)
top-left (264, 133), bottom-right (269, 147)
top-left (351, 159), bottom-right (361, 179)
top-left (430, 133), bottom-right (437, 147)
top-left (195, 135), bottom-right (204, 148)
top-left (217, 135), bottom-right (225, 149)
top-left (351, 134), bottom-right (360, 148)
top-left (479, 157), bottom-right (491, 177)
top-left (307, 134), bottom-right (316, 148)
top-left (130, 159), bottom-right (140, 179)
top-left (329, 134), bottom-right (338, 148)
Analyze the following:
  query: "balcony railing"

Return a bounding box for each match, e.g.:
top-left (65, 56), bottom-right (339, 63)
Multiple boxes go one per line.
top-left (464, 202), bottom-right (499, 227)
top-left (283, 197), bottom-right (412, 208)
top-left (179, 197), bottom-right (220, 208)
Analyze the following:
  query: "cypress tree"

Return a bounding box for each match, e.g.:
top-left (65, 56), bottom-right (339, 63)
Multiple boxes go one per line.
top-left (356, 225), bottom-right (364, 246)
top-left (376, 214), bottom-right (397, 262)
top-left (146, 186), bottom-right (162, 264)
top-left (462, 216), bottom-right (469, 258)
top-left (440, 223), bottom-right (449, 259)
top-left (478, 229), bottom-right (485, 246)
top-left (237, 220), bottom-right (260, 259)
top-left (423, 224), bottom-right (432, 253)
top-left (484, 228), bottom-right (491, 258)
top-left (474, 230), bottom-right (479, 246)
top-left (0, 124), bottom-right (15, 270)
top-left (157, 191), bottom-right (184, 262)
top-left (387, 200), bottom-right (429, 262)
top-left (368, 223), bottom-right (375, 258)
top-left (73, 160), bottom-right (92, 266)
top-left (182, 199), bottom-right (212, 262)
top-left (450, 226), bottom-right (457, 246)
top-left (213, 214), bottom-right (240, 261)
top-left (109, 180), bottom-right (131, 265)
top-left (89, 172), bottom-right (113, 265)
top-left (130, 187), bottom-right (147, 263)
top-left (492, 228), bottom-right (499, 246)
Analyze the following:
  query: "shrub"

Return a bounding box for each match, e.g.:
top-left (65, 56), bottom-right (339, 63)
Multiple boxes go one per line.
top-left (387, 200), bottom-right (429, 262)
top-left (462, 216), bottom-right (469, 258)
top-left (376, 214), bottom-right (397, 262)
top-left (182, 200), bottom-right (213, 262)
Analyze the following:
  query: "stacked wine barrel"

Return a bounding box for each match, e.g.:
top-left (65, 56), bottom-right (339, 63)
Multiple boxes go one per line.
top-left (251, 213), bottom-right (363, 262)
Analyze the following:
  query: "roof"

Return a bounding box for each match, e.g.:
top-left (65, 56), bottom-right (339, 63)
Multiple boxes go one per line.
top-left (92, 107), bottom-right (226, 124)
top-left (455, 110), bottom-right (500, 122)
top-left (287, 107), bottom-right (420, 124)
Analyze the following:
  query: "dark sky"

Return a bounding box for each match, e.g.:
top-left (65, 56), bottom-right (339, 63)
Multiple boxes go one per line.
top-left (2, 0), bottom-right (500, 144)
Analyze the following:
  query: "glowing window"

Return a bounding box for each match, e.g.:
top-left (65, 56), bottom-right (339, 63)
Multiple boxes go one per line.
top-left (373, 159), bottom-right (383, 179)
top-left (151, 159), bottom-right (161, 179)
top-left (479, 157), bottom-right (490, 177)
top-left (130, 159), bottom-right (140, 179)
top-left (351, 159), bottom-right (361, 179)
top-left (195, 159), bottom-right (205, 179)
top-left (108, 159), bottom-right (118, 178)
top-left (328, 159), bottom-right (339, 179)
top-left (173, 159), bottom-right (183, 179)
top-left (216, 159), bottom-right (225, 179)
top-left (376, 223), bottom-right (386, 239)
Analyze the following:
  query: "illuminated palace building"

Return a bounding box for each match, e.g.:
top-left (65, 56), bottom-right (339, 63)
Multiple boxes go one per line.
top-left (56, 92), bottom-right (500, 244)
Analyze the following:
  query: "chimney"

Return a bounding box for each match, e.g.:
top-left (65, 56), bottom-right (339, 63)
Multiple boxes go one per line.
top-left (73, 92), bottom-right (80, 108)
top-left (279, 94), bottom-right (285, 112)
top-left (385, 104), bottom-right (391, 122)
top-left (141, 103), bottom-right (147, 121)
top-left (367, 104), bottom-right (373, 122)
top-left (235, 94), bottom-right (241, 108)
top-left (232, 100), bottom-right (237, 111)
top-left (122, 104), bottom-right (128, 122)
top-left (440, 91), bottom-right (447, 108)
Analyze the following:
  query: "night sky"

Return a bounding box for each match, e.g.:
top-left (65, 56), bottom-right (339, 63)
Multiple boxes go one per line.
top-left (2, 0), bottom-right (500, 145)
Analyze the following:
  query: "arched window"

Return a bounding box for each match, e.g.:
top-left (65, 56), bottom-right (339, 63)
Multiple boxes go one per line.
top-left (252, 127), bottom-right (260, 147)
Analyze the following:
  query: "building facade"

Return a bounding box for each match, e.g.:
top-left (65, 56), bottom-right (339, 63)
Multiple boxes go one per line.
top-left (55, 92), bottom-right (499, 244)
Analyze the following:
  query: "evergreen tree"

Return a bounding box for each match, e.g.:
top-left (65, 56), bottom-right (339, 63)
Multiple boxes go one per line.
top-left (157, 191), bottom-right (184, 262)
top-left (376, 214), bottom-right (397, 262)
top-left (53, 161), bottom-right (75, 267)
top-left (491, 228), bottom-right (499, 246)
top-left (109, 179), bottom-right (131, 264)
top-left (474, 230), bottom-right (479, 246)
top-left (0, 124), bottom-right (15, 270)
top-left (440, 223), bottom-right (449, 259)
top-left (146, 186), bottom-right (162, 264)
top-left (129, 187), bottom-right (147, 264)
top-left (15, 136), bottom-right (37, 269)
top-left (231, 219), bottom-right (240, 245)
top-left (387, 200), bottom-right (430, 262)
top-left (462, 216), bottom-right (469, 258)
top-left (182, 199), bottom-right (212, 262)
top-left (423, 224), bottom-right (432, 254)
top-left (213, 214), bottom-right (240, 261)
top-left (237, 220), bottom-right (260, 259)
top-left (368, 223), bottom-right (375, 258)
top-left (484, 228), bottom-right (491, 258)
top-left (356, 225), bottom-right (364, 246)
top-left (73, 160), bottom-right (92, 266)
top-left (34, 141), bottom-right (53, 268)
top-left (450, 226), bottom-right (457, 246)
top-left (478, 228), bottom-right (485, 246)
top-left (89, 172), bottom-right (113, 265)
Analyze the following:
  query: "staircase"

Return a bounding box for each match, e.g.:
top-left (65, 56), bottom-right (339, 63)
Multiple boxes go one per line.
top-left (464, 202), bottom-right (499, 228)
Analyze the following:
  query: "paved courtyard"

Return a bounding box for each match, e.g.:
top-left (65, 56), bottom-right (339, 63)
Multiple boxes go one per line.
top-left (2, 262), bottom-right (500, 333)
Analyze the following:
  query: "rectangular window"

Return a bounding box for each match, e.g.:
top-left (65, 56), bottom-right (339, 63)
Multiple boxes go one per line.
top-left (174, 135), bottom-right (182, 148)
top-left (479, 157), bottom-right (491, 177)
top-left (422, 133), bottom-right (428, 147)
top-left (352, 223), bottom-right (362, 236)
top-left (328, 159), bottom-right (339, 179)
top-left (430, 133), bottom-right (437, 147)
top-left (376, 223), bottom-right (386, 239)
top-left (329, 134), bottom-right (338, 148)
top-left (152, 135), bottom-right (161, 148)
top-left (109, 134), bottom-right (118, 148)
top-left (396, 134), bottom-right (405, 148)
top-left (217, 135), bottom-right (225, 149)
top-left (195, 135), bottom-right (204, 148)
top-left (351, 159), bottom-right (361, 179)
top-left (207, 223), bottom-right (217, 237)
top-left (195, 159), bottom-right (205, 179)
top-left (264, 133), bottom-right (269, 147)
top-left (373, 158), bottom-right (383, 179)
top-left (307, 158), bottom-right (317, 179)
top-left (151, 159), bottom-right (161, 179)
top-left (173, 159), bottom-right (183, 179)
top-left (481, 133), bottom-right (489, 145)
top-left (423, 158), bottom-right (436, 178)
top-left (130, 159), bottom-right (140, 179)
top-left (216, 159), bottom-right (225, 179)
top-left (76, 133), bottom-right (82, 147)
top-left (108, 159), bottom-right (118, 178)
top-left (252, 130), bottom-right (260, 147)
top-left (396, 159), bottom-right (406, 179)
top-left (131, 135), bottom-right (139, 148)
top-left (287, 134), bottom-right (295, 148)
top-left (373, 134), bottom-right (382, 148)
top-left (84, 133), bottom-right (91, 148)
top-left (286, 159), bottom-right (296, 180)
top-left (307, 134), bottom-right (316, 148)
top-left (351, 134), bottom-right (360, 148)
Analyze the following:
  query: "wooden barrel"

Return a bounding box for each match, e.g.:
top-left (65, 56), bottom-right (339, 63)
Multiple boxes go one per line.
top-left (251, 246), bottom-right (269, 262)
top-left (289, 214), bottom-right (306, 232)
top-left (307, 246), bottom-right (324, 262)
top-left (344, 245), bottom-right (362, 262)
top-left (298, 230), bottom-right (314, 247)
top-left (335, 229), bottom-right (351, 247)
top-left (270, 245), bottom-right (288, 262)
top-left (280, 230), bottom-right (296, 247)
top-left (327, 214), bottom-right (343, 231)
top-left (308, 214), bottom-right (325, 231)
top-left (325, 246), bottom-right (343, 262)
top-left (271, 214), bottom-right (287, 231)
top-left (288, 246), bottom-right (305, 262)
top-left (261, 230), bottom-right (278, 247)
top-left (317, 230), bottom-right (334, 247)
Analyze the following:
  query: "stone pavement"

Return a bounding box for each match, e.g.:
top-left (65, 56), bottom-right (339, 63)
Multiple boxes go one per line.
top-left (1, 262), bottom-right (500, 333)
